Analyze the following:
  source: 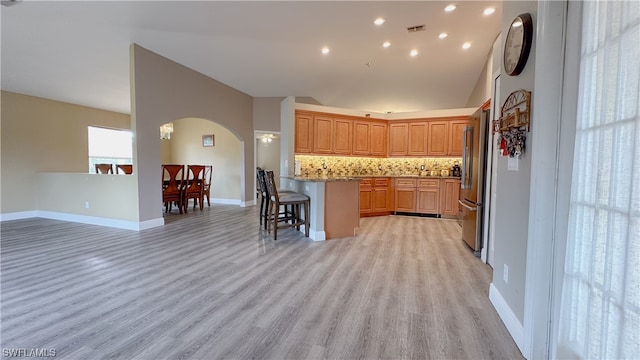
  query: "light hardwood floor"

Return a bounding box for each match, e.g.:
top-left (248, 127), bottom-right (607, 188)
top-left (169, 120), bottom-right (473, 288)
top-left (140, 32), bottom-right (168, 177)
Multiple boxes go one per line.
top-left (1, 205), bottom-right (523, 359)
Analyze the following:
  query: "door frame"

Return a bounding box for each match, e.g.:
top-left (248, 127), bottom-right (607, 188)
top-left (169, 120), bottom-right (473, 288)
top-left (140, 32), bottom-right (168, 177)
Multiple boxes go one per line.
top-left (482, 71), bottom-right (501, 265)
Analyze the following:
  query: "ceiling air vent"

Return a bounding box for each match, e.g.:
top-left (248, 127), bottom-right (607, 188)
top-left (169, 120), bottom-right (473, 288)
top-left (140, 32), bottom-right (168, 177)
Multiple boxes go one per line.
top-left (1, 0), bottom-right (21, 6)
top-left (406, 25), bottom-right (426, 33)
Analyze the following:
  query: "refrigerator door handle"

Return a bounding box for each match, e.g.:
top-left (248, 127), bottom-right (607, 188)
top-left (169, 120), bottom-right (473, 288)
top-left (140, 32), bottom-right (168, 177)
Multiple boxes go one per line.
top-left (458, 199), bottom-right (477, 211)
top-left (461, 126), bottom-right (473, 190)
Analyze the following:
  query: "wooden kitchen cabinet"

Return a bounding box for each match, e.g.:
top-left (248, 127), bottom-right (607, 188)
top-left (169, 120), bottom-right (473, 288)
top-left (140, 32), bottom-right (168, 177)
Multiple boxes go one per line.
top-left (313, 115), bottom-right (334, 154)
top-left (295, 113), bottom-right (313, 154)
top-left (449, 120), bottom-right (469, 156)
top-left (372, 178), bottom-right (391, 212)
top-left (394, 178), bottom-right (416, 212)
top-left (333, 117), bottom-right (353, 155)
top-left (388, 122), bottom-right (408, 156)
top-left (427, 121), bottom-right (448, 156)
top-left (427, 118), bottom-right (470, 156)
top-left (353, 120), bottom-right (370, 155)
top-left (359, 178), bottom-right (373, 214)
top-left (370, 122), bottom-right (387, 156)
top-left (440, 179), bottom-right (461, 216)
top-left (407, 122), bottom-right (428, 156)
top-left (416, 179), bottom-right (440, 214)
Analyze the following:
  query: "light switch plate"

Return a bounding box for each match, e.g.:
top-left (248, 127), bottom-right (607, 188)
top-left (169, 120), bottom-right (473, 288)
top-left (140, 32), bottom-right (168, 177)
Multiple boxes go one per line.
top-left (508, 157), bottom-right (519, 171)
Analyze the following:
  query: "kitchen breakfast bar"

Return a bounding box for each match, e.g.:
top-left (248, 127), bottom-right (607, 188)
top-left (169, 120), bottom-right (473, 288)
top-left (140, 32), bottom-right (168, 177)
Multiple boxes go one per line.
top-left (280, 176), bottom-right (360, 241)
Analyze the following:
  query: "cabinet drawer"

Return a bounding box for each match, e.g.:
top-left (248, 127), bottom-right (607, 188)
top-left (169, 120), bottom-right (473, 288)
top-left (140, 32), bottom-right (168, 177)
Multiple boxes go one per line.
top-left (417, 179), bottom-right (439, 188)
top-left (359, 178), bottom-right (372, 190)
top-left (374, 178), bottom-right (389, 187)
top-left (395, 178), bottom-right (417, 188)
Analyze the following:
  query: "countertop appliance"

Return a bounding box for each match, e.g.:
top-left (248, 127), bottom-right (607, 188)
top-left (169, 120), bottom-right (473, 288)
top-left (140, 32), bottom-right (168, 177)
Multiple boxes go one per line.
top-left (459, 108), bottom-right (489, 256)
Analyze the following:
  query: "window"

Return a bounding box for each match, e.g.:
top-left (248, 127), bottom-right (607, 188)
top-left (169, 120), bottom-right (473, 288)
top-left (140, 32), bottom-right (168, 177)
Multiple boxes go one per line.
top-left (558, 1), bottom-right (639, 358)
top-left (88, 126), bottom-right (133, 172)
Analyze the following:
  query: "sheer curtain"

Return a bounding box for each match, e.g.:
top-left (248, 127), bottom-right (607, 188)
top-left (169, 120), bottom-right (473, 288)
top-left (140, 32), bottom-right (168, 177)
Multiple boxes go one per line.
top-left (558, 1), bottom-right (639, 358)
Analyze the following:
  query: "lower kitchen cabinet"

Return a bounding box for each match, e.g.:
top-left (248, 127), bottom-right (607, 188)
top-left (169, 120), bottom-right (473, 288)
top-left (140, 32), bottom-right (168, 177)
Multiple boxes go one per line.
top-left (360, 178), bottom-right (392, 217)
top-left (394, 178), bottom-right (417, 212)
top-left (416, 179), bottom-right (440, 214)
top-left (440, 178), bottom-right (461, 216)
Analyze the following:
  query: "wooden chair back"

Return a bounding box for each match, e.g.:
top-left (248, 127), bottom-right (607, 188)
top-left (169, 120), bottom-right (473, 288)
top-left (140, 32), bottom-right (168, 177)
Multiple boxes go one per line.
top-left (116, 164), bottom-right (133, 174)
top-left (162, 164), bottom-right (185, 201)
top-left (95, 163), bottom-right (114, 174)
top-left (265, 170), bottom-right (280, 203)
top-left (184, 165), bottom-right (206, 211)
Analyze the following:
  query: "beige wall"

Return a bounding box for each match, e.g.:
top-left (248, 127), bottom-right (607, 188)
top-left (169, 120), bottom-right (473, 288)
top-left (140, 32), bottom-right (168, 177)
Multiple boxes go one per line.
top-left (253, 97), bottom-right (283, 132)
top-left (130, 44), bottom-right (254, 222)
top-left (0, 91), bottom-right (130, 214)
top-left (169, 118), bottom-right (242, 201)
top-left (37, 173), bottom-right (139, 221)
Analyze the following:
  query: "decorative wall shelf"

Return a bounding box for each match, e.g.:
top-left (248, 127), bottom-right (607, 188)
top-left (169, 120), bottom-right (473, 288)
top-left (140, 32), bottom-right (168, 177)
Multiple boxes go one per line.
top-left (493, 89), bottom-right (531, 158)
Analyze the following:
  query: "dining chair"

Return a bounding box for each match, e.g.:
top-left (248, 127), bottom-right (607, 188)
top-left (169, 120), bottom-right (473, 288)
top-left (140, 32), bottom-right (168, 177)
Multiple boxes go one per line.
top-left (162, 164), bottom-right (185, 214)
top-left (116, 164), bottom-right (133, 175)
top-left (95, 163), bottom-right (114, 174)
top-left (265, 170), bottom-right (310, 240)
top-left (183, 165), bottom-right (206, 213)
top-left (202, 165), bottom-right (213, 207)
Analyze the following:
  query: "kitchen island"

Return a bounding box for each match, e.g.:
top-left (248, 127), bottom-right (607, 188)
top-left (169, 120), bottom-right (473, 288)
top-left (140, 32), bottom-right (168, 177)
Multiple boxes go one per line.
top-left (280, 176), bottom-right (360, 241)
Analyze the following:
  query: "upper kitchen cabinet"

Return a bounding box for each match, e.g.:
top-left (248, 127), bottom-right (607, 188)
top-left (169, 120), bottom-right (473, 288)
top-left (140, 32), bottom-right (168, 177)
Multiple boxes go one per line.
top-left (448, 120), bottom-right (469, 156)
top-left (388, 122), bottom-right (408, 156)
top-left (407, 122), bottom-right (428, 156)
top-left (352, 120), bottom-right (370, 155)
top-left (313, 115), bottom-right (334, 154)
top-left (369, 121), bottom-right (387, 156)
top-left (427, 117), bottom-right (470, 156)
top-left (333, 117), bottom-right (353, 155)
top-left (295, 112), bottom-right (313, 154)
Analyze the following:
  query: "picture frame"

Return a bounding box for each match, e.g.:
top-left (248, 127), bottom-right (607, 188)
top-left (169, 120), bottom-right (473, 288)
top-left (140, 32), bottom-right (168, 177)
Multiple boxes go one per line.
top-left (202, 134), bottom-right (215, 147)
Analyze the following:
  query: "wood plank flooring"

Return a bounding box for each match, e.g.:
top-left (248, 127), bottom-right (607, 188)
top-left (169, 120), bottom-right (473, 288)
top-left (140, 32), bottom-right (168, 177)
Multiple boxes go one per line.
top-left (1, 205), bottom-right (523, 359)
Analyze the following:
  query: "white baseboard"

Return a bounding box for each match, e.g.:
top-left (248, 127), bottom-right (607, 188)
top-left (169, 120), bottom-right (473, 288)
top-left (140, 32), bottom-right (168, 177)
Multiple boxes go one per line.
top-left (212, 198), bottom-right (241, 206)
top-left (241, 199), bottom-right (256, 207)
top-left (489, 283), bottom-right (525, 353)
top-left (0, 211), bottom-right (38, 222)
top-left (309, 228), bottom-right (326, 241)
top-left (1, 210), bottom-right (164, 231)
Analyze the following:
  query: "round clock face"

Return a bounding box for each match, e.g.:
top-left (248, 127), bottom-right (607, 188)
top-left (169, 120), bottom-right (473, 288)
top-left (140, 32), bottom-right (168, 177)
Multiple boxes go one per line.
top-left (504, 13), bottom-right (533, 76)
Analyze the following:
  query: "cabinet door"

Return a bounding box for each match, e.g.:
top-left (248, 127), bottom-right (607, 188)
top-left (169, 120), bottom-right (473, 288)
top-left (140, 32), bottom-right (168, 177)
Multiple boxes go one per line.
top-left (440, 179), bottom-right (461, 216)
top-left (417, 188), bottom-right (439, 214)
top-left (360, 189), bottom-right (373, 214)
top-left (353, 120), bottom-right (370, 155)
top-left (333, 117), bottom-right (353, 155)
top-left (372, 188), bottom-right (390, 212)
top-left (408, 122), bottom-right (428, 156)
top-left (313, 115), bottom-right (333, 154)
top-left (370, 122), bottom-right (388, 156)
top-left (295, 113), bottom-right (313, 153)
top-left (449, 120), bottom-right (469, 156)
top-left (395, 188), bottom-right (416, 212)
top-left (427, 121), bottom-right (449, 156)
top-left (389, 123), bottom-right (408, 156)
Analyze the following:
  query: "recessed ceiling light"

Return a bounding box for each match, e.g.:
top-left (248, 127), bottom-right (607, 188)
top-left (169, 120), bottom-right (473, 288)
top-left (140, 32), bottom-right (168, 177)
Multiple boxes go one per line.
top-left (438, 32), bottom-right (448, 39)
top-left (374, 18), bottom-right (385, 26)
top-left (444, 4), bottom-right (457, 12)
top-left (483, 7), bottom-right (496, 15)
top-left (512, 20), bottom-right (523, 28)
top-left (383, 41), bottom-right (391, 48)
top-left (462, 42), bottom-right (471, 49)
top-left (321, 47), bottom-right (330, 55)
top-left (410, 49), bottom-right (418, 57)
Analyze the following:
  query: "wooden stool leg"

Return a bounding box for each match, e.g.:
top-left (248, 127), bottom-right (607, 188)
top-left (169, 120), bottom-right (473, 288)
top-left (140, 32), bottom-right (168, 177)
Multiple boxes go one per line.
top-left (304, 200), bottom-right (310, 237)
top-left (273, 202), bottom-right (278, 240)
top-left (259, 195), bottom-right (264, 226)
top-left (295, 204), bottom-right (301, 231)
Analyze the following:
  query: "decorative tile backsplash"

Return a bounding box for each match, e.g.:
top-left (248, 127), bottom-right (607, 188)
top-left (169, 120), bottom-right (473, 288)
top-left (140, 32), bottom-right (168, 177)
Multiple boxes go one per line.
top-left (296, 155), bottom-right (462, 177)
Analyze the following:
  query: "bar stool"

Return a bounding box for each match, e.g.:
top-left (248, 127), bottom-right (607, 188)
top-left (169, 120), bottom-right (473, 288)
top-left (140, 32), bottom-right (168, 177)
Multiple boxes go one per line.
top-left (264, 170), bottom-right (310, 240)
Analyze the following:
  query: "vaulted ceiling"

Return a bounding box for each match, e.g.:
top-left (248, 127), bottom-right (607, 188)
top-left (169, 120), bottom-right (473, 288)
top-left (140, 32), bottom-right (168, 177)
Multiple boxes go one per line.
top-left (1, 1), bottom-right (501, 114)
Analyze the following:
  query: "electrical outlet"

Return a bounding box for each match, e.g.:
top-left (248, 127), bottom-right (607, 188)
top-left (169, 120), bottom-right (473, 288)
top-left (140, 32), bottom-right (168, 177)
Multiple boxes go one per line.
top-left (503, 264), bottom-right (509, 283)
top-left (85, 201), bottom-right (90, 209)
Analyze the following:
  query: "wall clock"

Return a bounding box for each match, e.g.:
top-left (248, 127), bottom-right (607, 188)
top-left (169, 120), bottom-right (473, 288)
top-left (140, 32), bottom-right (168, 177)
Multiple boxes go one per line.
top-left (503, 13), bottom-right (533, 76)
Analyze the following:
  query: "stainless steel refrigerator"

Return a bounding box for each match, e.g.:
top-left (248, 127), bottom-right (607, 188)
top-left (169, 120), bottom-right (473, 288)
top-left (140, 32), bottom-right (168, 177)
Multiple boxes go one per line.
top-left (459, 108), bottom-right (489, 256)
